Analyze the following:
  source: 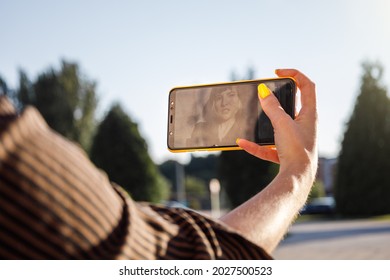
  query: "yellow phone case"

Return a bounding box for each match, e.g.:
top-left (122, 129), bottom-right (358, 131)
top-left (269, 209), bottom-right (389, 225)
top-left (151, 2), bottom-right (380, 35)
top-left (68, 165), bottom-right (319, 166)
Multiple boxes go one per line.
top-left (167, 77), bottom-right (296, 153)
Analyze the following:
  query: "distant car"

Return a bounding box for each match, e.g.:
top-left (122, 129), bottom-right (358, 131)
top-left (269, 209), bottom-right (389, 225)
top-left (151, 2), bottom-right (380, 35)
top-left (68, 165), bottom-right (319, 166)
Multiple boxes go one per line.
top-left (300, 197), bottom-right (336, 215)
top-left (162, 200), bottom-right (188, 209)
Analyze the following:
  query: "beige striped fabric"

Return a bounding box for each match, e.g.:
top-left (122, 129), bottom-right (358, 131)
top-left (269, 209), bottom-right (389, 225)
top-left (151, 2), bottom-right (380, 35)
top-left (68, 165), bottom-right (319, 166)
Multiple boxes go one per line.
top-left (0, 96), bottom-right (271, 260)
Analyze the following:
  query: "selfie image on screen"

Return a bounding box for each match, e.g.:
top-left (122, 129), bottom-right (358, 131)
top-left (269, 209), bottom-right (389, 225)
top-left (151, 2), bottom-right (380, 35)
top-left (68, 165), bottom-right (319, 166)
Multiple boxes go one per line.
top-left (186, 84), bottom-right (258, 148)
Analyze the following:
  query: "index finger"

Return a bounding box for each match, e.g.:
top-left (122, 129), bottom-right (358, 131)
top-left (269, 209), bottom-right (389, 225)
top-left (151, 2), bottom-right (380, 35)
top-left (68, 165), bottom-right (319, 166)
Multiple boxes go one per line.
top-left (275, 69), bottom-right (317, 114)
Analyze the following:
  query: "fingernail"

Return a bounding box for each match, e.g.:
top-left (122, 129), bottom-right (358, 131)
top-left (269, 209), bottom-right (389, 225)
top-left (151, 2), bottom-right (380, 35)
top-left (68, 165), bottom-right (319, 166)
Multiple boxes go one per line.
top-left (258, 83), bottom-right (271, 99)
top-left (236, 138), bottom-right (240, 145)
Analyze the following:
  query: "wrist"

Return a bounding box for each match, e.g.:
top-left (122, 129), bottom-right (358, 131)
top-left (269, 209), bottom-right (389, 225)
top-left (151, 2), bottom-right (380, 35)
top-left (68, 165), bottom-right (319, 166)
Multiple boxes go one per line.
top-left (279, 144), bottom-right (318, 186)
top-left (276, 159), bottom-right (316, 202)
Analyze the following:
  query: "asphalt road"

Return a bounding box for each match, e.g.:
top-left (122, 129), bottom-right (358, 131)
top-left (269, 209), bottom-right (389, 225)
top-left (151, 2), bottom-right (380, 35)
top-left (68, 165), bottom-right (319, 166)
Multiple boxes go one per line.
top-left (273, 218), bottom-right (390, 259)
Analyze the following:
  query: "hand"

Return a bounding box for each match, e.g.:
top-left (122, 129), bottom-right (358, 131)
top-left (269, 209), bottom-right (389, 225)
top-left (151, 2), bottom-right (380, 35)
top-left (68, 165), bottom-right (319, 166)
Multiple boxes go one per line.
top-left (237, 69), bottom-right (318, 179)
top-left (221, 70), bottom-right (317, 252)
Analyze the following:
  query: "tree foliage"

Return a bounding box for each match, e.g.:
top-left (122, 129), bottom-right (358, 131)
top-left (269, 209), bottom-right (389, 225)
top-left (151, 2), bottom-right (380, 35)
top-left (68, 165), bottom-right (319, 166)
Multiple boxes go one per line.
top-left (90, 104), bottom-right (169, 203)
top-left (15, 60), bottom-right (98, 151)
top-left (185, 154), bottom-right (219, 183)
top-left (308, 180), bottom-right (326, 202)
top-left (0, 76), bottom-right (9, 96)
top-left (159, 155), bottom-right (218, 208)
top-left (335, 61), bottom-right (390, 215)
top-left (218, 150), bottom-right (277, 208)
top-left (185, 176), bottom-right (207, 210)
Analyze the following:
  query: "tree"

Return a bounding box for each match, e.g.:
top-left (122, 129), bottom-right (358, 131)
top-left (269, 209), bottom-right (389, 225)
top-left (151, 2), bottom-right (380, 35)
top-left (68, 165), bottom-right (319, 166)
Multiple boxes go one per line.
top-left (308, 180), bottom-right (326, 202)
top-left (0, 76), bottom-right (8, 96)
top-left (218, 150), bottom-right (277, 207)
top-left (185, 176), bottom-right (207, 210)
top-left (185, 154), bottom-right (219, 183)
top-left (159, 155), bottom-right (219, 208)
top-left (335, 61), bottom-right (390, 215)
top-left (218, 67), bottom-right (276, 208)
top-left (90, 104), bottom-right (169, 203)
top-left (15, 60), bottom-right (98, 152)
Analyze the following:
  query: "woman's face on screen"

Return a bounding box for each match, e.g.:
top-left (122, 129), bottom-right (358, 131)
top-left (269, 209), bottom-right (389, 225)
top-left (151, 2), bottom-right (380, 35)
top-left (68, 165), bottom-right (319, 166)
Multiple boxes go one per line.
top-left (213, 88), bottom-right (240, 122)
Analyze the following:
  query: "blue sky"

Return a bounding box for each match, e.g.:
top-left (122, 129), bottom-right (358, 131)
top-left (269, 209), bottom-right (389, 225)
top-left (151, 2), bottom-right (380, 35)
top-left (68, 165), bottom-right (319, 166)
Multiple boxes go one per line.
top-left (1, 0), bottom-right (389, 163)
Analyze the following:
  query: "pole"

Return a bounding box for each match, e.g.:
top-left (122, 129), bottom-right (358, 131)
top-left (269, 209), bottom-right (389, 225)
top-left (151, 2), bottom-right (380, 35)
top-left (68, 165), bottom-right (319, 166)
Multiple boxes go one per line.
top-left (209, 178), bottom-right (221, 218)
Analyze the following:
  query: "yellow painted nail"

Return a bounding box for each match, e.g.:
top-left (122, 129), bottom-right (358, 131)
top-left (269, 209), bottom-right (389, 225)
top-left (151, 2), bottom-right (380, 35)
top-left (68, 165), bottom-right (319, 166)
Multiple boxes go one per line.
top-left (258, 83), bottom-right (271, 99)
top-left (236, 138), bottom-right (240, 145)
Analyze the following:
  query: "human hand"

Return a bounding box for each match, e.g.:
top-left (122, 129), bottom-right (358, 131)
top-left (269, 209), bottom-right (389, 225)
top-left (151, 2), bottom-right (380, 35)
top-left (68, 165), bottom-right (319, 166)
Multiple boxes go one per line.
top-left (237, 69), bottom-right (318, 179)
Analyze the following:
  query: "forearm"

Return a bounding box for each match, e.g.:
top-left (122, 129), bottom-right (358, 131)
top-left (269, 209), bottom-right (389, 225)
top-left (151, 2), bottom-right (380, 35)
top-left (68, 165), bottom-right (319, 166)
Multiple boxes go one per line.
top-left (219, 165), bottom-right (314, 253)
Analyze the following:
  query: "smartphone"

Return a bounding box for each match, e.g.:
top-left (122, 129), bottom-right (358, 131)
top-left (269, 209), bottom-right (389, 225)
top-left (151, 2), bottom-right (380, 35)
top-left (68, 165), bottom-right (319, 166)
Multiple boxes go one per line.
top-left (167, 77), bottom-right (296, 152)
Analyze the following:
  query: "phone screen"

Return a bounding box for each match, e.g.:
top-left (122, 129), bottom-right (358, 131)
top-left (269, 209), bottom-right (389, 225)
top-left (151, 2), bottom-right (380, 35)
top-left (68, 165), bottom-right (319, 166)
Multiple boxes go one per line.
top-left (167, 78), bottom-right (296, 152)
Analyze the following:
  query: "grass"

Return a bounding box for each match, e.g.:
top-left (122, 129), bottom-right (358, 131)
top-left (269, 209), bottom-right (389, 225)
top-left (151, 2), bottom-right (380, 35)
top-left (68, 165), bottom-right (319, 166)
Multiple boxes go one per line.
top-left (295, 213), bottom-right (390, 224)
top-left (372, 214), bottom-right (390, 221)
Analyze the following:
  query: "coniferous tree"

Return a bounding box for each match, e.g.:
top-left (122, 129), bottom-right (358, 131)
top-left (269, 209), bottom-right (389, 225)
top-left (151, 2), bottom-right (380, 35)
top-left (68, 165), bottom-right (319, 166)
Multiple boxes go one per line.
top-left (90, 104), bottom-right (169, 202)
top-left (15, 60), bottom-right (98, 152)
top-left (218, 150), bottom-right (277, 208)
top-left (0, 76), bottom-right (8, 96)
top-left (335, 61), bottom-right (390, 215)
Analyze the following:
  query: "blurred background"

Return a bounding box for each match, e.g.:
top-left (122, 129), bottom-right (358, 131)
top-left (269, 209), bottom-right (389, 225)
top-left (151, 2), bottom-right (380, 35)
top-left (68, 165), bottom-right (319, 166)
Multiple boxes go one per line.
top-left (1, 0), bottom-right (390, 259)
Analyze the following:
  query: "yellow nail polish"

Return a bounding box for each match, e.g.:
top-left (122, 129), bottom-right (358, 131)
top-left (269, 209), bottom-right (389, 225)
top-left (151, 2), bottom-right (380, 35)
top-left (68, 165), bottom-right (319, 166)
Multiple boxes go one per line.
top-left (258, 83), bottom-right (271, 99)
top-left (236, 138), bottom-right (240, 145)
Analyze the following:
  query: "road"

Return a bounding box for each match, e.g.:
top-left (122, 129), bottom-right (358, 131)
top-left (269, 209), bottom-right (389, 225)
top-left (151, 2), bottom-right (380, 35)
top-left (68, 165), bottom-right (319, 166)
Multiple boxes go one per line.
top-left (273, 218), bottom-right (390, 259)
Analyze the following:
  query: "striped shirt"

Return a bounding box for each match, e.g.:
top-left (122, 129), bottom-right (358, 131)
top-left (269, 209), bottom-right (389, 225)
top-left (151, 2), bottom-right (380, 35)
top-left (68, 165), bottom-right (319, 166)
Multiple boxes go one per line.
top-left (0, 96), bottom-right (271, 259)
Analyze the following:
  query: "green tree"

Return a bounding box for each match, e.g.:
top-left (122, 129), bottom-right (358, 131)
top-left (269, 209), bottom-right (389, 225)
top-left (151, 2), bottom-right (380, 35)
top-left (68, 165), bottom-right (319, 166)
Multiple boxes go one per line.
top-left (218, 67), bottom-right (276, 208)
top-left (159, 155), bottom-right (218, 208)
top-left (90, 104), bottom-right (169, 202)
top-left (159, 160), bottom-right (178, 187)
top-left (0, 76), bottom-right (8, 96)
top-left (185, 154), bottom-right (219, 183)
top-left (185, 155), bottom-right (219, 209)
top-left (15, 60), bottom-right (98, 152)
top-left (185, 176), bottom-right (207, 210)
top-left (218, 150), bottom-right (277, 207)
top-left (335, 61), bottom-right (390, 215)
top-left (308, 180), bottom-right (326, 202)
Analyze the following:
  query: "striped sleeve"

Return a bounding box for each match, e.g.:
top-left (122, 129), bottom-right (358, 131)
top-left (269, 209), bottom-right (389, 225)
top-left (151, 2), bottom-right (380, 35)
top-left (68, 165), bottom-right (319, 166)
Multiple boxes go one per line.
top-left (0, 96), bottom-right (272, 260)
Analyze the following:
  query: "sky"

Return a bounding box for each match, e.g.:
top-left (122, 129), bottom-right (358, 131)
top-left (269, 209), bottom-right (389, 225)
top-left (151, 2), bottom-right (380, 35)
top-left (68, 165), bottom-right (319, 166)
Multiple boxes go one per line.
top-left (1, 0), bottom-right (390, 164)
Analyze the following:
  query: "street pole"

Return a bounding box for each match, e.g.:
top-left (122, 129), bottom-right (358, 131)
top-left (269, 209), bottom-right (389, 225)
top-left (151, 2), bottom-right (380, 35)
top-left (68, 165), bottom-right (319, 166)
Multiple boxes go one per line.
top-left (209, 178), bottom-right (221, 218)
